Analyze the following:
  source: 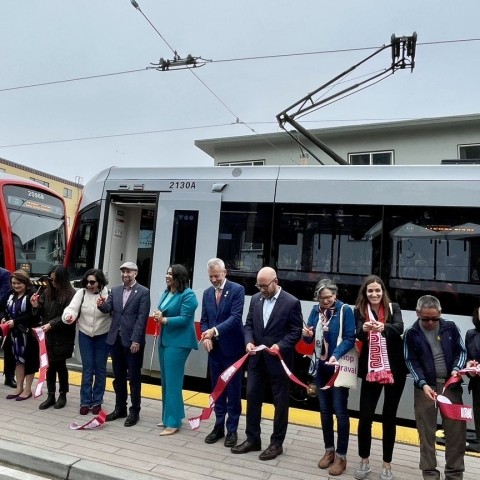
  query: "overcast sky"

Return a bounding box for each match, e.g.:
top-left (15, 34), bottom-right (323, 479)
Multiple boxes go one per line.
top-left (1, 0), bottom-right (479, 185)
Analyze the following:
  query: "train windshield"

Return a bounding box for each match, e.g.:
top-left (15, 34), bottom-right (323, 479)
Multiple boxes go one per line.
top-left (3, 185), bottom-right (66, 276)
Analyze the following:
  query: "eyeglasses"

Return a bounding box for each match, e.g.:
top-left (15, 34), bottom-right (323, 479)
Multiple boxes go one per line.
top-left (319, 294), bottom-right (335, 301)
top-left (255, 278), bottom-right (277, 290)
top-left (86, 280), bottom-right (97, 285)
top-left (419, 317), bottom-right (441, 322)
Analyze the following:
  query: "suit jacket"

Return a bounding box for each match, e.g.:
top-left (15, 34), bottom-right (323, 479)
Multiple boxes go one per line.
top-left (200, 279), bottom-right (245, 359)
top-left (157, 288), bottom-right (198, 350)
top-left (100, 282), bottom-right (150, 347)
top-left (244, 289), bottom-right (303, 375)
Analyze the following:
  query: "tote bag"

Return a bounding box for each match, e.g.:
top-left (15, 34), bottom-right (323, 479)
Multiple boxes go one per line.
top-left (334, 304), bottom-right (359, 389)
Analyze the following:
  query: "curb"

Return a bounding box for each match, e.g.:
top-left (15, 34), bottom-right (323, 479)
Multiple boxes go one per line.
top-left (0, 439), bottom-right (173, 480)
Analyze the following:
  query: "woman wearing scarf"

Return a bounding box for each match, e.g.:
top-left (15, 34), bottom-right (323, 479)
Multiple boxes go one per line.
top-left (353, 275), bottom-right (407, 480)
top-left (1, 269), bottom-right (39, 400)
top-left (302, 278), bottom-right (355, 477)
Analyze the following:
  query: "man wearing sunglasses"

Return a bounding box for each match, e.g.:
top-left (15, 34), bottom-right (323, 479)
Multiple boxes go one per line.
top-left (404, 295), bottom-right (467, 480)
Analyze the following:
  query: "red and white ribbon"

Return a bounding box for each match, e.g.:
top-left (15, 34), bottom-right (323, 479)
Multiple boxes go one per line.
top-left (32, 327), bottom-right (49, 398)
top-left (435, 370), bottom-right (474, 421)
top-left (319, 362), bottom-right (340, 390)
top-left (69, 410), bottom-right (107, 430)
top-left (0, 323), bottom-right (10, 349)
top-left (188, 345), bottom-right (310, 429)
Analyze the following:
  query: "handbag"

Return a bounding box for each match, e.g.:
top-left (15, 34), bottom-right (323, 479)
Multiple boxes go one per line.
top-left (334, 304), bottom-right (359, 389)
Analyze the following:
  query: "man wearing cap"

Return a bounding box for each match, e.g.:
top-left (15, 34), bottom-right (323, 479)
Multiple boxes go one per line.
top-left (98, 262), bottom-right (150, 427)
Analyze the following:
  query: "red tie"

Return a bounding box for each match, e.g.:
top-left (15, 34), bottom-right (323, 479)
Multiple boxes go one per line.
top-left (216, 288), bottom-right (222, 305)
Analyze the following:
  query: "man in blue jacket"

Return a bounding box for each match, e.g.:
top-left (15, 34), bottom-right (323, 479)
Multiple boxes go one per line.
top-left (200, 258), bottom-right (245, 447)
top-left (98, 262), bottom-right (150, 427)
top-left (404, 295), bottom-right (467, 480)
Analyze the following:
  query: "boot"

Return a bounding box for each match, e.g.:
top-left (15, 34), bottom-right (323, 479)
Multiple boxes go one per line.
top-left (39, 393), bottom-right (56, 410)
top-left (54, 392), bottom-right (67, 409)
top-left (4, 375), bottom-right (17, 389)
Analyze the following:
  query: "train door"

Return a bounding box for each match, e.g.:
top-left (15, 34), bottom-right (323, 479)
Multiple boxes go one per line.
top-left (147, 191), bottom-right (223, 379)
top-left (100, 193), bottom-right (157, 286)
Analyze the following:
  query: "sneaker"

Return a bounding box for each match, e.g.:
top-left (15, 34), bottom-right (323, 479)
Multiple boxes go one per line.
top-left (354, 461), bottom-right (372, 479)
top-left (379, 467), bottom-right (393, 480)
top-left (79, 406), bottom-right (90, 415)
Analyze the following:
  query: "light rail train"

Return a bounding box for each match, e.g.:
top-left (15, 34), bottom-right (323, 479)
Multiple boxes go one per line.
top-left (66, 164), bottom-right (480, 423)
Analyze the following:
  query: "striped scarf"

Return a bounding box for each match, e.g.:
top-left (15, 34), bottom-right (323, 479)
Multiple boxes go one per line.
top-left (366, 304), bottom-right (394, 384)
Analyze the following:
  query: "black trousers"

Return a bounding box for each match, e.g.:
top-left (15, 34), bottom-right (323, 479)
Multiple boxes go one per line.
top-left (110, 334), bottom-right (145, 414)
top-left (246, 357), bottom-right (290, 446)
top-left (46, 358), bottom-right (70, 393)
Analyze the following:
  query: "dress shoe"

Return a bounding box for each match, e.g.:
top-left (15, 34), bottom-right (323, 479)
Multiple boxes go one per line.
top-left (91, 405), bottom-right (102, 415)
top-left (106, 408), bottom-right (128, 422)
top-left (79, 406), bottom-right (90, 415)
top-left (4, 378), bottom-right (17, 389)
top-left (224, 431), bottom-right (238, 448)
top-left (6, 393), bottom-right (20, 400)
top-left (329, 456), bottom-right (347, 476)
top-left (16, 393), bottom-right (33, 401)
top-left (124, 413), bottom-right (139, 427)
top-left (39, 394), bottom-right (56, 410)
top-left (205, 427), bottom-right (225, 444)
top-left (318, 450), bottom-right (335, 469)
top-left (159, 427), bottom-right (178, 436)
top-left (231, 439), bottom-right (262, 454)
top-left (54, 393), bottom-right (67, 409)
top-left (259, 444), bottom-right (283, 461)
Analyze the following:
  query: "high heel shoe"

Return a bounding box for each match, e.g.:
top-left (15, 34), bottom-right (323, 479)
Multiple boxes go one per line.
top-left (159, 427), bottom-right (178, 436)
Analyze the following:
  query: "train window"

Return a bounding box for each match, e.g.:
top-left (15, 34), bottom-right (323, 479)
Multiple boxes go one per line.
top-left (272, 204), bottom-right (383, 302)
top-left (217, 202), bottom-right (273, 295)
top-left (386, 206), bottom-right (480, 315)
top-left (67, 204), bottom-right (100, 279)
top-left (170, 211), bottom-right (198, 285)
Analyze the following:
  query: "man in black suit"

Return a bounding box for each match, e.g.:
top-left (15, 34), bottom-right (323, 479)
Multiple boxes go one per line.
top-left (231, 267), bottom-right (303, 461)
top-left (98, 262), bottom-right (150, 427)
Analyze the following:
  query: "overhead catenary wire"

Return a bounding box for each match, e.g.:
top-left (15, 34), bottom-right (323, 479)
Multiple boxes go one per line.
top-left (128, 0), bottom-right (299, 164)
top-left (1, 37), bottom-right (478, 93)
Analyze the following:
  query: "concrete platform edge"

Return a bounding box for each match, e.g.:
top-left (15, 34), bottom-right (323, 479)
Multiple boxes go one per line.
top-left (0, 439), bottom-right (171, 480)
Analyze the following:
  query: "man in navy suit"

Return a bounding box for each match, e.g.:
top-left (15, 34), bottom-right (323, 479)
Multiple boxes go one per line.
top-left (98, 262), bottom-right (150, 427)
top-left (200, 258), bottom-right (245, 448)
top-left (232, 267), bottom-right (303, 461)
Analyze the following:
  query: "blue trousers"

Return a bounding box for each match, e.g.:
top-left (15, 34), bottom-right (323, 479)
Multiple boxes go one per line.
top-left (209, 353), bottom-right (242, 433)
top-left (317, 386), bottom-right (350, 456)
top-left (159, 345), bottom-right (191, 428)
top-left (78, 331), bottom-right (109, 407)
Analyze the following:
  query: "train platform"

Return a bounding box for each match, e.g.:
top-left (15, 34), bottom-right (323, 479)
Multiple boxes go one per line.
top-left (0, 367), bottom-right (479, 480)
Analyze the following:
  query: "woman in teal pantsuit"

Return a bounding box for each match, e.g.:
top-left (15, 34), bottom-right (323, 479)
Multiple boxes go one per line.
top-left (153, 264), bottom-right (198, 435)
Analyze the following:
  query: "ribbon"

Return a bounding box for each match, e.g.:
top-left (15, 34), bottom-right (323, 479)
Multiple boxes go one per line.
top-left (319, 363), bottom-right (340, 390)
top-left (32, 327), bottom-right (49, 399)
top-left (0, 323), bottom-right (10, 349)
top-left (69, 410), bottom-right (107, 430)
top-left (188, 345), bottom-right (310, 429)
top-left (435, 370), bottom-right (475, 421)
